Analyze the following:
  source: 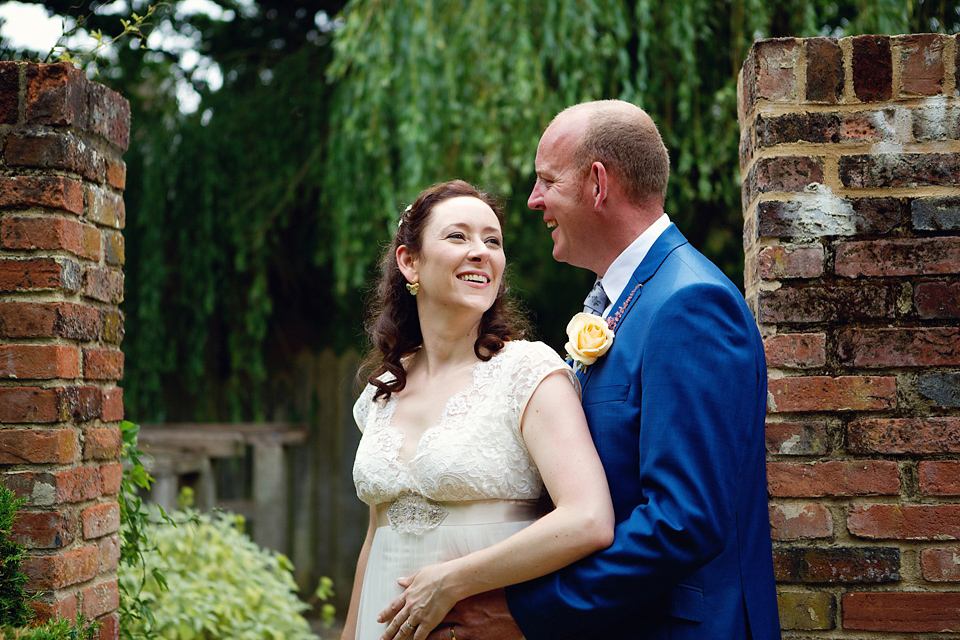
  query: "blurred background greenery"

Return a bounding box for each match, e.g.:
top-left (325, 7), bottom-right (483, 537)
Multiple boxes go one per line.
top-left (1, 0), bottom-right (957, 423)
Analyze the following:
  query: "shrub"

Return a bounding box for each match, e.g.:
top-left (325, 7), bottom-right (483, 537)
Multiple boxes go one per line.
top-left (0, 485), bottom-right (30, 626)
top-left (0, 487), bottom-right (98, 639)
top-left (0, 615), bottom-right (98, 640)
top-left (119, 504), bottom-right (319, 640)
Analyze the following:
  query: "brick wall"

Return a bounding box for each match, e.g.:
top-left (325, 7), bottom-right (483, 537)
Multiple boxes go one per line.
top-left (0, 62), bottom-right (128, 638)
top-left (739, 35), bottom-right (960, 636)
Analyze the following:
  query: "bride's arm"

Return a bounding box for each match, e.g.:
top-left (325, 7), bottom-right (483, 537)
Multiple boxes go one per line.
top-left (378, 370), bottom-right (614, 640)
top-left (340, 506), bottom-right (378, 640)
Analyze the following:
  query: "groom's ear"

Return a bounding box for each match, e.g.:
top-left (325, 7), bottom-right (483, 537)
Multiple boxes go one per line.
top-left (590, 161), bottom-right (608, 211)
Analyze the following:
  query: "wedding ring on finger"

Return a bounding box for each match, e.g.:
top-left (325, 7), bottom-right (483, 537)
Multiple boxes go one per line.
top-left (404, 621), bottom-right (414, 633)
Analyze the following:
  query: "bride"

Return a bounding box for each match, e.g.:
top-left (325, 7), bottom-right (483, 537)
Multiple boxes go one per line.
top-left (343, 180), bottom-right (613, 640)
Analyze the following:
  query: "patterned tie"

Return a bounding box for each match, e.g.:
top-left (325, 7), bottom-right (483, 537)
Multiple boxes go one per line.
top-left (582, 279), bottom-right (609, 316)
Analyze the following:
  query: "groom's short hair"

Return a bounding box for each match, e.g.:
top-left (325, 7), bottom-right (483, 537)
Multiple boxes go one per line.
top-left (563, 100), bottom-right (670, 206)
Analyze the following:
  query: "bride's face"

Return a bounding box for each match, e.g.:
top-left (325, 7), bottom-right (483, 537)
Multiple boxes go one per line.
top-left (401, 196), bottom-right (505, 316)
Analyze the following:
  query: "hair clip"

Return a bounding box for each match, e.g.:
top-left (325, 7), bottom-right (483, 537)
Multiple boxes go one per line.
top-left (398, 204), bottom-right (412, 229)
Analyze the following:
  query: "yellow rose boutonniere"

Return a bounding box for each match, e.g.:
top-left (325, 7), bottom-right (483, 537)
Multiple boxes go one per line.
top-left (565, 312), bottom-right (615, 373)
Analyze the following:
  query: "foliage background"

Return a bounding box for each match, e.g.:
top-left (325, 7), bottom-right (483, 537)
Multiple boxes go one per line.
top-left (2, 0), bottom-right (958, 422)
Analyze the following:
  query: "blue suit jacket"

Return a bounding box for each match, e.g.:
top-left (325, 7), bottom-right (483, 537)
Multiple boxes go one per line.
top-left (506, 225), bottom-right (780, 639)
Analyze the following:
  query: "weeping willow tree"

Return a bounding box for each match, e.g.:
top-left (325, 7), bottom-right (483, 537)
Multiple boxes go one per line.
top-left (77, 0), bottom-right (953, 421)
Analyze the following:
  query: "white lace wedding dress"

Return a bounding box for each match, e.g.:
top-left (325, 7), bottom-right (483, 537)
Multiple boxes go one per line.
top-left (351, 340), bottom-right (577, 640)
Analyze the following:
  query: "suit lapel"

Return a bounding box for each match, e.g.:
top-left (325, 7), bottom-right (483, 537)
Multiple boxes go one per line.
top-left (578, 224), bottom-right (689, 390)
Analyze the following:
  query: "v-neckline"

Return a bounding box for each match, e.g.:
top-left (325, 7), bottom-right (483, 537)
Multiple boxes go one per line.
top-left (384, 357), bottom-right (486, 468)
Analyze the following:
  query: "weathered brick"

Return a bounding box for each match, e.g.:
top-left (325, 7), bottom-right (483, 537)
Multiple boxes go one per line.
top-left (919, 372), bottom-right (960, 407)
top-left (900, 34), bottom-right (945, 96)
top-left (0, 301), bottom-right (100, 341)
top-left (751, 156), bottom-right (824, 199)
top-left (916, 282), bottom-right (960, 318)
top-left (838, 328), bottom-right (960, 367)
top-left (757, 285), bottom-right (892, 324)
top-left (768, 376), bottom-right (896, 413)
top-left (763, 333), bottom-right (826, 368)
top-left (0, 386), bottom-right (102, 424)
top-left (849, 417), bottom-right (960, 454)
top-left (83, 266), bottom-right (124, 304)
top-left (805, 37), bottom-right (843, 103)
top-left (85, 79), bottom-right (130, 150)
top-left (98, 534), bottom-right (120, 572)
top-left (0, 216), bottom-right (99, 260)
top-left (842, 112), bottom-right (884, 142)
top-left (82, 502), bottom-right (120, 539)
top-left (105, 159), bottom-right (126, 190)
top-left (766, 420), bottom-right (828, 455)
top-left (101, 387), bottom-right (124, 422)
top-left (0, 61), bottom-right (19, 124)
top-left (739, 128), bottom-right (754, 168)
top-left (82, 348), bottom-right (124, 381)
top-left (82, 578), bottom-right (119, 619)
top-left (921, 547), bottom-right (960, 581)
top-left (912, 196), bottom-right (960, 231)
top-left (30, 593), bottom-right (77, 623)
top-left (842, 592), bottom-right (960, 632)
top-left (11, 509), bottom-right (77, 549)
top-left (86, 186), bottom-right (125, 229)
top-left (913, 104), bottom-right (960, 142)
top-left (21, 544), bottom-right (99, 590)
top-left (0, 429), bottom-right (77, 464)
top-left (103, 229), bottom-right (124, 266)
top-left (56, 386), bottom-right (103, 422)
top-left (83, 427), bottom-right (122, 460)
top-left (11, 466), bottom-right (104, 506)
top-left (835, 237), bottom-right (960, 277)
top-left (768, 460), bottom-right (899, 497)
top-left (848, 503), bottom-right (960, 540)
top-left (0, 344), bottom-right (80, 379)
top-left (100, 309), bottom-right (124, 345)
top-left (758, 244), bottom-right (823, 280)
top-left (97, 612), bottom-right (119, 640)
top-left (25, 61), bottom-right (87, 127)
top-left (756, 113), bottom-right (840, 146)
top-left (774, 546), bottom-right (899, 583)
top-left (769, 503), bottom-right (833, 539)
top-left (919, 460), bottom-right (960, 495)
top-left (777, 591), bottom-right (836, 630)
top-left (753, 38), bottom-right (799, 102)
top-left (98, 462), bottom-right (122, 496)
top-left (840, 153), bottom-right (960, 189)
top-left (0, 257), bottom-right (81, 293)
top-left (0, 176), bottom-right (84, 215)
top-left (756, 196), bottom-right (904, 239)
top-left (0, 388), bottom-right (60, 423)
top-left (5, 132), bottom-right (106, 182)
top-left (852, 35), bottom-right (892, 102)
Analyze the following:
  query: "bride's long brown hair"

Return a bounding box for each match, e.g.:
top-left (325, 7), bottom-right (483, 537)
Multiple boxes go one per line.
top-left (360, 180), bottom-right (528, 401)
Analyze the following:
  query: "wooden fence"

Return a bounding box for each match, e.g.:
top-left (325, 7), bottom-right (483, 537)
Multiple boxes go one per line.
top-left (138, 349), bottom-right (368, 612)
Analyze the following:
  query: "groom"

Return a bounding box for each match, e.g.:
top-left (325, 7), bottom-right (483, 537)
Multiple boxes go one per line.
top-left (429, 101), bottom-right (781, 639)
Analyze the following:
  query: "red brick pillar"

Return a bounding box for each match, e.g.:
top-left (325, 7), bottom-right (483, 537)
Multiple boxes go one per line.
top-left (739, 35), bottom-right (960, 636)
top-left (0, 62), bottom-right (127, 638)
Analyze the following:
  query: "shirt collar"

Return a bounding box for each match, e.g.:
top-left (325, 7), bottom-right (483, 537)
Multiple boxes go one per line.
top-left (598, 214), bottom-right (671, 317)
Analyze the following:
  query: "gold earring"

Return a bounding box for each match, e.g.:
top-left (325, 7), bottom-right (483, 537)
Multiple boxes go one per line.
top-left (406, 281), bottom-right (420, 296)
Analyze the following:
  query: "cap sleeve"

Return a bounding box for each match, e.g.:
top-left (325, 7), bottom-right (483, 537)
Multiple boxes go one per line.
top-left (504, 341), bottom-right (580, 430)
top-left (352, 383), bottom-right (377, 433)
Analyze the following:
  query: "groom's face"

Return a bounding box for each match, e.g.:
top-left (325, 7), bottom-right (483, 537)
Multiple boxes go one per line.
top-left (528, 119), bottom-right (593, 269)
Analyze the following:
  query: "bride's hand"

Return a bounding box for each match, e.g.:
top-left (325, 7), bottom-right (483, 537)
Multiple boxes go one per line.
top-left (377, 564), bottom-right (459, 640)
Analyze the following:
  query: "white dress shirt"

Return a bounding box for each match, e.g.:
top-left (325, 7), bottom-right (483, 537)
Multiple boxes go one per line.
top-left (596, 214), bottom-right (671, 318)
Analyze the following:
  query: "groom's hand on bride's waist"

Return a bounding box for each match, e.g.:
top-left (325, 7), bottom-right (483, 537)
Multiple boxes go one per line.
top-left (425, 588), bottom-right (523, 640)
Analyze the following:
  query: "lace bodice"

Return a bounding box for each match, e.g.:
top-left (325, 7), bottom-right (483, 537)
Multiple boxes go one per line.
top-left (352, 340), bottom-right (578, 506)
